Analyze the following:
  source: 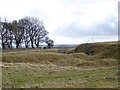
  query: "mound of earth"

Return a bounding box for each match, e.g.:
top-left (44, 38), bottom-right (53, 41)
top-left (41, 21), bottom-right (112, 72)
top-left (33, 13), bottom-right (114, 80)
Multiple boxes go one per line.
top-left (74, 41), bottom-right (119, 59)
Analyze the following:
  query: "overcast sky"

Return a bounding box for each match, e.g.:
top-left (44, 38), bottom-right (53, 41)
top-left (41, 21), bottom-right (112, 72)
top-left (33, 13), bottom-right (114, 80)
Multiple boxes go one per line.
top-left (0, 0), bottom-right (118, 44)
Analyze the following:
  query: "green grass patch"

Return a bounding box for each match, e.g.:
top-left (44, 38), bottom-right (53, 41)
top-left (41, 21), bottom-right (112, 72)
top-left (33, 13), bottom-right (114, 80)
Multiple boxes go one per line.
top-left (2, 63), bottom-right (118, 88)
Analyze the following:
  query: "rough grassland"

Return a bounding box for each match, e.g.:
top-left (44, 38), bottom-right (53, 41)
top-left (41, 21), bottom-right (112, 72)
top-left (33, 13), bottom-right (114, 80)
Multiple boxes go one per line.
top-left (2, 63), bottom-right (118, 88)
top-left (2, 41), bottom-right (119, 88)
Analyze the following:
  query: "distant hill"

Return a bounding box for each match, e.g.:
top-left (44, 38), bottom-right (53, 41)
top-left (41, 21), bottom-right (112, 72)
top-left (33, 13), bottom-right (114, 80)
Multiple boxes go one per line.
top-left (53, 44), bottom-right (79, 48)
top-left (38, 44), bottom-right (79, 48)
top-left (74, 41), bottom-right (119, 59)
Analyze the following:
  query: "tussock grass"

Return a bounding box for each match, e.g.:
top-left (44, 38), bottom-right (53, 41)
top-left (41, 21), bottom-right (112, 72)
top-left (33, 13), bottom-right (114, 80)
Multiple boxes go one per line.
top-left (2, 63), bottom-right (118, 88)
top-left (2, 46), bottom-right (118, 67)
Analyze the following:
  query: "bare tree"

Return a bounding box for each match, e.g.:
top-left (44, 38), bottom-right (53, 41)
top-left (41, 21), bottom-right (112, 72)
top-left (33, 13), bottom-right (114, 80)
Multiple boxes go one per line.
top-left (45, 37), bottom-right (54, 49)
top-left (0, 16), bottom-right (51, 49)
top-left (11, 20), bottom-right (24, 48)
top-left (23, 17), bottom-right (35, 48)
top-left (18, 18), bottom-right (30, 48)
top-left (22, 17), bottom-right (48, 48)
top-left (0, 17), bottom-right (2, 48)
top-left (0, 18), bottom-right (10, 49)
top-left (33, 20), bottom-right (48, 47)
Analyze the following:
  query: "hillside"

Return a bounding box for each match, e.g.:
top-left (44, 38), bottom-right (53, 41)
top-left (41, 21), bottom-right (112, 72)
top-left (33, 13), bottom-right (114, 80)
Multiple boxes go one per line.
top-left (2, 41), bottom-right (119, 88)
top-left (74, 41), bottom-right (119, 59)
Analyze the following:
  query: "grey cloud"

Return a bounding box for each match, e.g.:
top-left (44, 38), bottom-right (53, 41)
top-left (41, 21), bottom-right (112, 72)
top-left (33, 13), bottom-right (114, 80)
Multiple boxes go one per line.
top-left (53, 15), bottom-right (117, 38)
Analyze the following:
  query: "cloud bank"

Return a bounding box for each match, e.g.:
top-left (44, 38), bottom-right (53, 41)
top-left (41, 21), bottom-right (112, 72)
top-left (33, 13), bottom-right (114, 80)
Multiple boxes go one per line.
top-left (0, 0), bottom-right (118, 44)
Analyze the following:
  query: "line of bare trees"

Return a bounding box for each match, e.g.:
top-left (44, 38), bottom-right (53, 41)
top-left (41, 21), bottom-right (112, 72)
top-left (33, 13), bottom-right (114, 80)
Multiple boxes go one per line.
top-left (0, 16), bottom-right (54, 49)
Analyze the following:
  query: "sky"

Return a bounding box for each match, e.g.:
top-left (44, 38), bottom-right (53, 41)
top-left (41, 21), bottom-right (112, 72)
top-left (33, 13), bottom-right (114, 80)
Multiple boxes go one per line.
top-left (0, 0), bottom-right (119, 44)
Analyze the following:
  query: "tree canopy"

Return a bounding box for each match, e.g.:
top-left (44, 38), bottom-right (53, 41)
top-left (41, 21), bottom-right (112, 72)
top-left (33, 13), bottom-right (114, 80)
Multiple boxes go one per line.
top-left (0, 16), bottom-right (54, 49)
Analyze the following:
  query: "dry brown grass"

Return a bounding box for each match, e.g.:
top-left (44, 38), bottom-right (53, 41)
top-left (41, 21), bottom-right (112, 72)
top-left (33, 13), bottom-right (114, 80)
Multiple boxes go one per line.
top-left (74, 41), bottom-right (118, 59)
top-left (2, 49), bottom-right (118, 67)
top-left (2, 41), bottom-right (119, 88)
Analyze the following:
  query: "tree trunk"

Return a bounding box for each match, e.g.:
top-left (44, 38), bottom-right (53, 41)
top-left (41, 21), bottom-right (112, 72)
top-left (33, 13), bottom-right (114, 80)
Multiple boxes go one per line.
top-left (16, 41), bottom-right (19, 48)
top-left (36, 44), bottom-right (39, 48)
top-left (16, 44), bottom-right (19, 48)
top-left (25, 41), bottom-right (29, 48)
top-left (26, 45), bottom-right (28, 48)
top-left (10, 39), bottom-right (12, 49)
top-left (31, 41), bottom-right (34, 48)
top-left (2, 36), bottom-right (5, 49)
top-left (2, 43), bottom-right (5, 49)
top-left (30, 38), bottom-right (34, 48)
top-left (35, 40), bottom-right (39, 48)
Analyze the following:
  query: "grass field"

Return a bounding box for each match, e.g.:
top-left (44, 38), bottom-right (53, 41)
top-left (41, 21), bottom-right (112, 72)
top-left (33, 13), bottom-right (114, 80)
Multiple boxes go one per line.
top-left (1, 41), bottom-right (119, 88)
